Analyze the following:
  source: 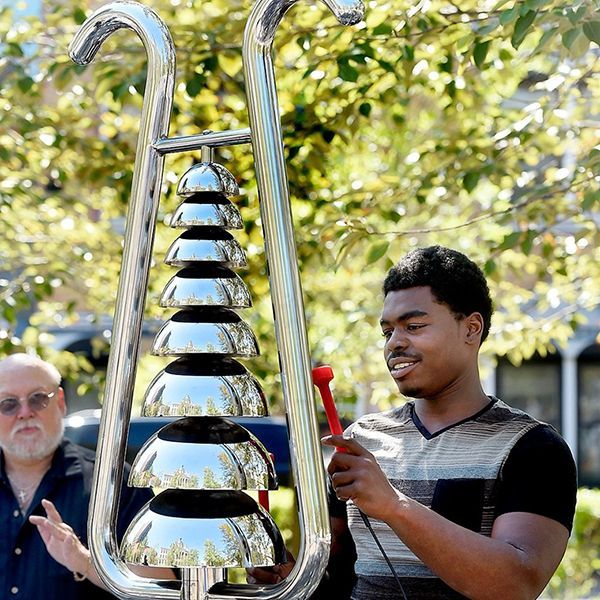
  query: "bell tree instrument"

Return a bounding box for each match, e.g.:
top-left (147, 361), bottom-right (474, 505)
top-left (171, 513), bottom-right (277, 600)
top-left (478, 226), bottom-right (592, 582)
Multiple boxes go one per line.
top-left (68, 0), bottom-right (365, 599)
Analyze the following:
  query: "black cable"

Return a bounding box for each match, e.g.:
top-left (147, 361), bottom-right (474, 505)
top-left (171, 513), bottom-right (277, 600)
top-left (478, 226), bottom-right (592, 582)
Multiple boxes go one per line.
top-left (358, 509), bottom-right (409, 600)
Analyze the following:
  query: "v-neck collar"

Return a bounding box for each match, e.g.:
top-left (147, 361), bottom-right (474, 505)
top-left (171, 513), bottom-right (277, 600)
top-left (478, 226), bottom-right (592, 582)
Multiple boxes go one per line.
top-left (410, 397), bottom-right (498, 440)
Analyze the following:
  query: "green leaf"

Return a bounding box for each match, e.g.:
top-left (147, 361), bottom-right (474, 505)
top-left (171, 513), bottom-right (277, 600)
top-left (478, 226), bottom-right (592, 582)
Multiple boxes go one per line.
top-left (525, 0), bottom-right (548, 8)
top-left (473, 40), bottom-right (491, 68)
top-left (338, 60), bottom-right (359, 82)
top-left (366, 240), bottom-right (389, 265)
top-left (484, 259), bottom-right (497, 275)
top-left (583, 21), bottom-right (600, 45)
top-left (73, 8), bottom-right (87, 24)
top-left (499, 231), bottom-right (522, 251)
top-left (511, 10), bottom-right (537, 49)
top-left (582, 190), bottom-right (600, 211)
top-left (478, 19), bottom-right (500, 36)
top-left (500, 7), bottom-right (519, 26)
top-left (567, 5), bottom-right (588, 26)
top-left (359, 102), bottom-right (372, 117)
top-left (492, 0), bottom-right (512, 10)
top-left (521, 230), bottom-right (536, 255)
top-left (562, 27), bottom-right (582, 49)
top-left (186, 73), bottom-right (205, 97)
top-left (534, 26), bottom-right (558, 53)
top-left (463, 171), bottom-right (480, 193)
top-left (372, 23), bottom-right (392, 36)
top-left (17, 76), bottom-right (34, 93)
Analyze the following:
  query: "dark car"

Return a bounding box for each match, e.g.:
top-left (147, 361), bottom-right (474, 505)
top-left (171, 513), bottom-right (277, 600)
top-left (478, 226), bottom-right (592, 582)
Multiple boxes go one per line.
top-left (64, 410), bottom-right (292, 486)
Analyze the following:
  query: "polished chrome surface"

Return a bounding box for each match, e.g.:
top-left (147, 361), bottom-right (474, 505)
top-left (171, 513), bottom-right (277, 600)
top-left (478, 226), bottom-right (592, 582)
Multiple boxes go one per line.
top-left (160, 266), bottom-right (252, 309)
top-left (121, 490), bottom-right (285, 568)
top-left (129, 417), bottom-right (277, 490)
top-left (233, 0), bottom-right (365, 596)
top-left (69, 2), bottom-right (178, 598)
top-left (141, 357), bottom-right (268, 417)
top-left (169, 194), bottom-right (243, 230)
top-left (165, 229), bottom-right (247, 268)
top-left (177, 162), bottom-right (239, 197)
top-left (154, 128), bottom-right (251, 155)
top-left (182, 568), bottom-right (227, 600)
top-left (152, 309), bottom-right (259, 357)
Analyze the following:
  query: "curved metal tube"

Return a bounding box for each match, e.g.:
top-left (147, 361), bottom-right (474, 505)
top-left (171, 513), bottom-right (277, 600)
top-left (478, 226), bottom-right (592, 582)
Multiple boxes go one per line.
top-left (206, 0), bottom-right (365, 598)
top-left (69, 2), bottom-right (176, 598)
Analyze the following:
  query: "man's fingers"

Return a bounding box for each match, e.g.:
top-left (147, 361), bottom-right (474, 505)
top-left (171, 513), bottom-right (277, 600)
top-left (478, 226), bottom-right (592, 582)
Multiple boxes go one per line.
top-left (42, 498), bottom-right (64, 524)
top-left (330, 470), bottom-right (355, 488)
top-left (321, 435), bottom-right (368, 455)
top-left (29, 515), bottom-right (69, 542)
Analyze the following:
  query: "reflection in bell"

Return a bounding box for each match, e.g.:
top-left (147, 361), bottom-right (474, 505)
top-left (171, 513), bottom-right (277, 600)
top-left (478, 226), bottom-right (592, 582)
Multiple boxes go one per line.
top-left (160, 265), bottom-right (252, 309)
top-left (177, 162), bottom-right (239, 197)
top-left (129, 417), bottom-right (277, 490)
top-left (121, 490), bottom-right (285, 568)
top-left (142, 357), bottom-right (267, 417)
top-left (151, 309), bottom-right (259, 357)
top-left (169, 192), bottom-right (243, 230)
top-left (164, 228), bottom-right (247, 268)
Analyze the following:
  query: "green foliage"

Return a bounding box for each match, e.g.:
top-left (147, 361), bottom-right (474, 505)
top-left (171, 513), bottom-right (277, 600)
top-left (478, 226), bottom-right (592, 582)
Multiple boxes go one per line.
top-left (544, 488), bottom-right (600, 598)
top-left (0, 0), bottom-right (598, 411)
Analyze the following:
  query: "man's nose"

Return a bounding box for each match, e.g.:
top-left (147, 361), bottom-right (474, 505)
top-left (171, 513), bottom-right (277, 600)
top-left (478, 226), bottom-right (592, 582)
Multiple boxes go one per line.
top-left (15, 399), bottom-right (35, 419)
top-left (385, 329), bottom-right (408, 353)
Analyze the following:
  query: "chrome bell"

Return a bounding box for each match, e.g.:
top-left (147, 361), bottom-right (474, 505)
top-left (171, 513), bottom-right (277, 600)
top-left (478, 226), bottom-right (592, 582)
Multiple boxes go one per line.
top-left (169, 192), bottom-right (243, 230)
top-left (160, 266), bottom-right (252, 309)
top-left (141, 357), bottom-right (267, 417)
top-left (121, 490), bottom-right (286, 568)
top-left (129, 417), bottom-right (277, 490)
top-left (164, 228), bottom-right (247, 268)
top-left (177, 162), bottom-right (239, 197)
top-left (151, 309), bottom-right (259, 357)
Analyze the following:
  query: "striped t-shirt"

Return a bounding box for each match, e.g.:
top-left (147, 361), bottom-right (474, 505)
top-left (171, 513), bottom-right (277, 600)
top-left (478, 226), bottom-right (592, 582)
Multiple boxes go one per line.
top-left (331, 398), bottom-right (577, 600)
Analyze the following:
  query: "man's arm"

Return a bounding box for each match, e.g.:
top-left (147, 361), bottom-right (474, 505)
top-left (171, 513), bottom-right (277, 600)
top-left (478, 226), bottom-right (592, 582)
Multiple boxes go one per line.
top-left (324, 435), bottom-right (570, 600)
top-left (30, 498), bottom-right (175, 587)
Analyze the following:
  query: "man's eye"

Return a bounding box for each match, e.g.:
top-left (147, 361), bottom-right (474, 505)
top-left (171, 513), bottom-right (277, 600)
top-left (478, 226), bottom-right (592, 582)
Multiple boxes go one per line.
top-left (381, 331), bottom-right (392, 339)
top-left (407, 324), bottom-right (425, 331)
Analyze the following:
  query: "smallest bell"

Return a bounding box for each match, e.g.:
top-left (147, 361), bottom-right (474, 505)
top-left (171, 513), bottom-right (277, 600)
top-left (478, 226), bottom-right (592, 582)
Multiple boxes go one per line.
top-left (177, 162), bottom-right (239, 198)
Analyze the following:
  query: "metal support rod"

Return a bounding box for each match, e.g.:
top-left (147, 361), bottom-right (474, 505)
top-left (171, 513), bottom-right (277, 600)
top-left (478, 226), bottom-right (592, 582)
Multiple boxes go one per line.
top-left (205, 0), bottom-right (365, 598)
top-left (69, 2), bottom-right (178, 598)
top-left (154, 128), bottom-right (252, 155)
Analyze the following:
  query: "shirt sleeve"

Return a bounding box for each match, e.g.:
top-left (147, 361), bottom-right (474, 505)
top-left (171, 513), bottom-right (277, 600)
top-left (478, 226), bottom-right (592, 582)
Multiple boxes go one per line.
top-left (495, 424), bottom-right (577, 531)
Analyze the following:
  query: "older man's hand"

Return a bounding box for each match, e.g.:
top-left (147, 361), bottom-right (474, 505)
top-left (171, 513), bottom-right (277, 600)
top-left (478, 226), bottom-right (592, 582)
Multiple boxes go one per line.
top-left (29, 498), bottom-right (92, 579)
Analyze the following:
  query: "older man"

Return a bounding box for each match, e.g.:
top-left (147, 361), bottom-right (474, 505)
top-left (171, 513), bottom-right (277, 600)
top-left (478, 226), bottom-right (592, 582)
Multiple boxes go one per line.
top-left (0, 353), bottom-right (151, 599)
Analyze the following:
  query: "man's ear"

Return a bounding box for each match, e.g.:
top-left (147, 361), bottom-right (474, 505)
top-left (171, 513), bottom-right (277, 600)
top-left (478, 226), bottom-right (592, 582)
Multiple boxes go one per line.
top-left (57, 387), bottom-right (67, 417)
top-left (464, 313), bottom-right (484, 345)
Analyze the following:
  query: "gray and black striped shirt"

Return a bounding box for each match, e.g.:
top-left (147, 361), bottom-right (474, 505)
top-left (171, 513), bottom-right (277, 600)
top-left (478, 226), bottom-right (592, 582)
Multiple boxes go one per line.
top-left (330, 398), bottom-right (576, 600)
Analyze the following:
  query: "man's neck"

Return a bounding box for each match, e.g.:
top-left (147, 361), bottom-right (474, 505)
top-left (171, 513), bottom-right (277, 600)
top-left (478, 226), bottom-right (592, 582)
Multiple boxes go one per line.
top-left (413, 382), bottom-right (490, 435)
top-left (3, 451), bottom-right (54, 481)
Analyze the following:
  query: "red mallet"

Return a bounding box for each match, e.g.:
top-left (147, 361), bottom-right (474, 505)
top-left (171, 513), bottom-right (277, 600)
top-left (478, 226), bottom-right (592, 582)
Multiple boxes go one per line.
top-left (258, 452), bottom-right (275, 511)
top-left (258, 490), bottom-right (270, 512)
top-left (312, 365), bottom-right (346, 452)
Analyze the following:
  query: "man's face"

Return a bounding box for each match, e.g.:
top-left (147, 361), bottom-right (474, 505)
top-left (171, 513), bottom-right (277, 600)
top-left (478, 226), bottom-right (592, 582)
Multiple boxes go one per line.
top-left (380, 286), bottom-right (477, 400)
top-left (0, 365), bottom-right (66, 462)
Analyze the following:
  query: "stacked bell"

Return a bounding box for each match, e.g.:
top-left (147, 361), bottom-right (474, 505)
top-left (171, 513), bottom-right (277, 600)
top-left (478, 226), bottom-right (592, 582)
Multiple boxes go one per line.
top-left (121, 150), bottom-right (285, 598)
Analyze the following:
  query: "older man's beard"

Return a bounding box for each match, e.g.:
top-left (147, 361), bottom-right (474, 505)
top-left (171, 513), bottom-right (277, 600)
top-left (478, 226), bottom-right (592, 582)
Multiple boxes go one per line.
top-left (1, 417), bottom-right (64, 461)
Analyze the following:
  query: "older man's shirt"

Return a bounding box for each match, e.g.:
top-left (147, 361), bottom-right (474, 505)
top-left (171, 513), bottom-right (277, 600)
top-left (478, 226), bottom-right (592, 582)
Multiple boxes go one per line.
top-left (0, 440), bottom-right (151, 600)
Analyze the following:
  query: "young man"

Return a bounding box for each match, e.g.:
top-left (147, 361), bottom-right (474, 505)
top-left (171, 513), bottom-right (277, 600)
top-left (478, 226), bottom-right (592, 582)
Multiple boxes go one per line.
top-left (0, 353), bottom-right (153, 600)
top-left (250, 246), bottom-right (577, 599)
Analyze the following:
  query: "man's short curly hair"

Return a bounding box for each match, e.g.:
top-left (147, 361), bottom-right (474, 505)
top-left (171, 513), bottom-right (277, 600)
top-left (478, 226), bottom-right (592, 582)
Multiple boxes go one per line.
top-left (383, 246), bottom-right (493, 342)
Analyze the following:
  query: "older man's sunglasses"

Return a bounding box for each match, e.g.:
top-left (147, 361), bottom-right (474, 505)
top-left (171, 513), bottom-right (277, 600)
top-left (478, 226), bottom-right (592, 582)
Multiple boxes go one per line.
top-left (0, 390), bottom-right (57, 416)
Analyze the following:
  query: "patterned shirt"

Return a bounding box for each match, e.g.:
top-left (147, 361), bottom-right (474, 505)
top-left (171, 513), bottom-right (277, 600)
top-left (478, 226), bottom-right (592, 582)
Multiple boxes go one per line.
top-left (329, 398), bottom-right (577, 600)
